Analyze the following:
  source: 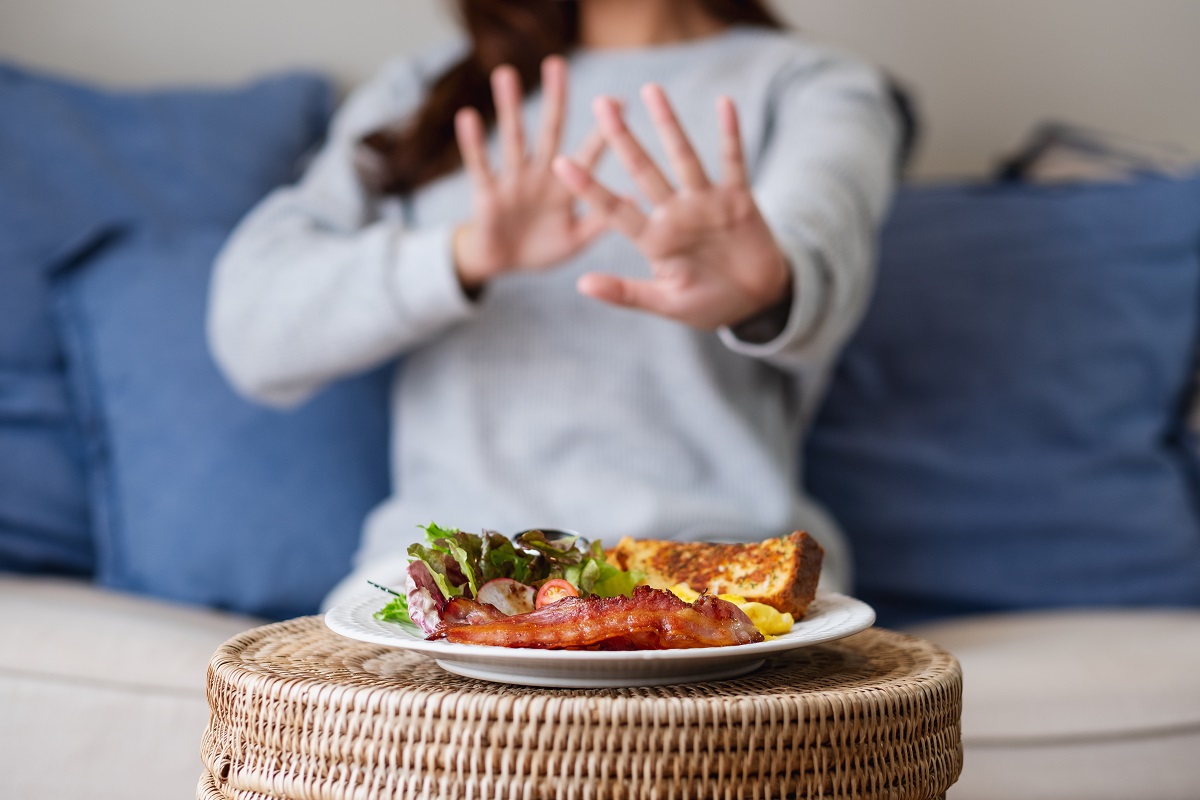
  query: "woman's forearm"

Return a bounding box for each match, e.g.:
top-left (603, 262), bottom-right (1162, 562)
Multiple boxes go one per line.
top-left (208, 193), bottom-right (473, 408)
top-left (727, 52), bottom-right (901, 369)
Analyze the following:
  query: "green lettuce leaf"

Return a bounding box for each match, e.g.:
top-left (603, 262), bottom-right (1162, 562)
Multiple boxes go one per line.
top-left (407, 542), bottom-right (465, 599)
top-left (403, 523), bottom-right (644, 602)
top-left (422, 521), bottom-right (461, 542)
top-left (441, 532), bottom-right (482, 597)
top-left (561, 540), bottom-right (642, 598)
top-left (374, 594), bottom-right (411, 624)
top-left (514, 529), bottom-right (588, 566)
top-left (481, 532), bottom-right (536, 584)
top-left (591, 562), bottom-right (644, 598)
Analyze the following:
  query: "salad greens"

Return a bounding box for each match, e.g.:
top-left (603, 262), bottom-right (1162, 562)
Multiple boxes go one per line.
top-left (375, 593), bottom-right (410, 624)
top-left (373, 523), bottom-right (643, 626)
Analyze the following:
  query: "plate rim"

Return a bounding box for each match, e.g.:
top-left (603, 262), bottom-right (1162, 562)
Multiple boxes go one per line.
top-left (324, 590), bottom-right (876, 664)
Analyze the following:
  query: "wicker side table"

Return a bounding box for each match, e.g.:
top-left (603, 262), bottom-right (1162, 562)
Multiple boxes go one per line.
top-left (198, 617), bottom-right (962, 800)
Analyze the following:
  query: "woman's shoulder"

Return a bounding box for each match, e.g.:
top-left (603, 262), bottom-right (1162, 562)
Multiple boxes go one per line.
top-left (330, 38), bottom-right (467, 140)
top-left (375, 38), bottom-right (469, 95)
top-left (714, 26), bottom-right (891, 109)
top-left (729, 26), bottom-right (884, 80)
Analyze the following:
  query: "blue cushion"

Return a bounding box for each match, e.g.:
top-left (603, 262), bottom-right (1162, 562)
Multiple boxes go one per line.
top-left (0, 62), bottom-right (334, 576)
top-left (805, 173), bottom-right (1200, 628)
top-left (0, 224), bottom-right (117, 574)
top-left (0, 62), bottom-right (333, 232)
top-left (0, 406), bottom-right (93, 574)
top-left (53, 228), bottom-right (391, 619)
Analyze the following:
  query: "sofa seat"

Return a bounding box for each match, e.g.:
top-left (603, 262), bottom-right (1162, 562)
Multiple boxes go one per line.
top-left (5, 575), bottom-right (1199, 800)
top-left (909, 609), bottom-right (1200, 800)
top-left (0, 575), bottom-right (263, 800)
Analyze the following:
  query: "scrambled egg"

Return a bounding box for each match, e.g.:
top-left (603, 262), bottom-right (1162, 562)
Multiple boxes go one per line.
top-left (668, 583), bottom-right (793, 637)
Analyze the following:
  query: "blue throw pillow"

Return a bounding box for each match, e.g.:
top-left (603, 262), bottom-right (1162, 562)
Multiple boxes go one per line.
top-left (53, 228), bottom-right (391, 619)
top-left (0, 62), bottom-right (334, 577)
top-left (0, 403), bottom-right (93, 574)
top-left (0, 62), bottom-right (333, 231)
top-left (1, 224), bottom-right (117, 575)
top-left (805, 173), bottom-right (1200, 628)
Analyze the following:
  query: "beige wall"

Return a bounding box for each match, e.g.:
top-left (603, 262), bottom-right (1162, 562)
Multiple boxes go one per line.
top-left (2, 0), bottom-right (1198, 178)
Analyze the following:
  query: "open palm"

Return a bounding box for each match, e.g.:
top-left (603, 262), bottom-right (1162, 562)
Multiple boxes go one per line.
top-left (553, 85), bottom-right (791, 331)
top-left (452, 57), bottom-right (606, 293)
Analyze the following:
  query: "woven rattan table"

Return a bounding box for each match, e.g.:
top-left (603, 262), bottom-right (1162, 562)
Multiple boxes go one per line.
top-left (198, 617), bottom-right (962, 800)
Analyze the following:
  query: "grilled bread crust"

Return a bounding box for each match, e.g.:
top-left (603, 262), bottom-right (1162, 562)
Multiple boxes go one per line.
top-left (605, 531), bottom-right (824, 618)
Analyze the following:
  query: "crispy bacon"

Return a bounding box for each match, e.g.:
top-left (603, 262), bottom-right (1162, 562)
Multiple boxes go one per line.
top-left (439, 597), bottom-right (508, 626)
top-left (429, 586), bottom-right (764, 649)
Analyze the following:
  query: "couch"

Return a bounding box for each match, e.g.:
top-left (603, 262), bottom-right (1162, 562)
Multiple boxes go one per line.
top-left (2, 63), bottom-right (1198, 799)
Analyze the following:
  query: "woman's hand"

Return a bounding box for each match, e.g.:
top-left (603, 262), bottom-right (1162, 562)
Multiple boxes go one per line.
top-left (552, 85), bottom-right (792, 331)
top-left (452, 57), bottom-right (607, 294)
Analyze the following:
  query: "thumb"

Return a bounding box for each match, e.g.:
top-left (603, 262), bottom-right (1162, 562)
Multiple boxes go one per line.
top-left (577, 273), bottom-right (670, 316)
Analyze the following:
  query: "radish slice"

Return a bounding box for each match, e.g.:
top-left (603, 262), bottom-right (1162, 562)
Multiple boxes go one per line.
top-left (406, 561), bottom-right (446, 634)
top-left (475, 578), bottom-right (536, 616)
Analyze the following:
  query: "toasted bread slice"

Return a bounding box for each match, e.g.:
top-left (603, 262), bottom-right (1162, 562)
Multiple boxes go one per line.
top-left (605, 531), bottom-right (824, 618)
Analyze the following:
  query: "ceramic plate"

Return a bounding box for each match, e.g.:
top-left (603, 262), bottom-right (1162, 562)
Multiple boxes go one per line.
top-left (324, 591), bottom-right (875, 688)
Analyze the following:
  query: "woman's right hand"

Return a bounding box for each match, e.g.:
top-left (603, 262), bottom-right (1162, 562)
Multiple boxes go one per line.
top-left (452, 56), bottom-right (608, 294)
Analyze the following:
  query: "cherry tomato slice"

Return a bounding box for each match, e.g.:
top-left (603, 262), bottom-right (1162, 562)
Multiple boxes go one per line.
top-left (535, 579), bottom-right (580, 609)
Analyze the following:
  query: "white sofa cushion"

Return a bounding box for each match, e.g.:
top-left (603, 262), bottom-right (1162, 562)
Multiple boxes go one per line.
top-left (909, 609), bottom-right (1200, 800)
top-left (6, 576), bottom-right (1198, 800)
top-left (0, 576), bottom-right (263, 800)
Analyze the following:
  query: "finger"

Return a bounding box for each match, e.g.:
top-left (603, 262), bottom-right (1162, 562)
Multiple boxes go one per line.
top-left (533, 56), bottom-right (567, 165)
top-left (562, 133), bottom-right (607, 234)
top-left (717, 96), bottom-right (749, 187)
top-left (553, 154), bottom-right (647, 240)
top-left (573, 99), bottom-right (624, 171)
top-left (594, 95), bottom-right (674, 205)
top-left (455, 107), bottom-right (495, 190)
top-left (577, 273), bottom-right (671, 316)
top-left (641, 83), bottom-right (710, 191)
top-left (571, 212), bottom-right (609, 249)
top-left (491, 64), bottom-right (526, 174)
top-left (573, 128), bottom-right (608, 172)
top-left (572, 100), bottom-right (622, 171)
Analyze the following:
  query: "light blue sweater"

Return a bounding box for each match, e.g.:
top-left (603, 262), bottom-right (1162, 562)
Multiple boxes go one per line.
top-left (208, 26), bottom-right (899, 604)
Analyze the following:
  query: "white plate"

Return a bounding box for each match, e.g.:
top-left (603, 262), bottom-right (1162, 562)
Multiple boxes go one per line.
top-left (324, 592), bottom-right (875, 688)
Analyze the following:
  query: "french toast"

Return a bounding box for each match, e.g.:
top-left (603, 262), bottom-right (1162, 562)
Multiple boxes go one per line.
top-left (605, 531), bottom-right (824, 618)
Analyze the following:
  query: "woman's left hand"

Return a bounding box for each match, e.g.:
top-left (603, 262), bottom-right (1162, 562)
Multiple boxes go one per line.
top-left (553, 85), bottom-right (791, 331)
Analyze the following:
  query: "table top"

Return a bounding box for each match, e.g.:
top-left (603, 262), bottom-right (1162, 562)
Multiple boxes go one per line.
top-left (200, 616), bottom-right (962, 800)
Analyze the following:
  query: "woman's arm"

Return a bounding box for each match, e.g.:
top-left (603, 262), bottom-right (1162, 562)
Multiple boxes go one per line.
top-left (209, 55), bottom-right (609, 409)
top-left (552, 49), bottom-right (899, 375)
top-left (207, 56), bottom-right (475, 409)
top-left (723, 52), bottom-right (900, 371)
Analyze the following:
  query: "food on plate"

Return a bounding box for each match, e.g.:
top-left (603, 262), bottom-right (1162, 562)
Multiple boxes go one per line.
top-left (475, 578), bottom-right (536, 616)
top-left (666, 583), bottom-right (794, 636)
top-left (605, 530), bottom-right (823, 618)
top-left (439, 596), bottom-right (508, 626)
top-left (374, 524), bottom-right (643, 635)
top-left (372, 523), bottom-right (822, 647)
top-left (430, 586), bottom-right (764, 649)
top-left (534, 578), bottom-right (579, 609)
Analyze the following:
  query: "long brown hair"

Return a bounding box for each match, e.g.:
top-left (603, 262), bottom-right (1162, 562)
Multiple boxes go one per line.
top-left (357, 0), bottom-right (785, 195)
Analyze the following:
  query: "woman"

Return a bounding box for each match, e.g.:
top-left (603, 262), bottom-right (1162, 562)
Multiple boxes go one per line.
top-left (207, 0), bottom-right (900, 606)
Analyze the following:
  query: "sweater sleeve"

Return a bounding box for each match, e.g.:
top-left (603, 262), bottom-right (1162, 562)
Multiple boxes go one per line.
top-left (207, 56), bottom-right (476, 409)
top-left (717, 49), bottom-right (899, 379)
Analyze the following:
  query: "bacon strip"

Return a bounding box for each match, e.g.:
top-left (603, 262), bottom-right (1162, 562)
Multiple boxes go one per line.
top-left (439, 597), bottom-right (508, 626)
top-left (429, 586), bottom-right (764, 649)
